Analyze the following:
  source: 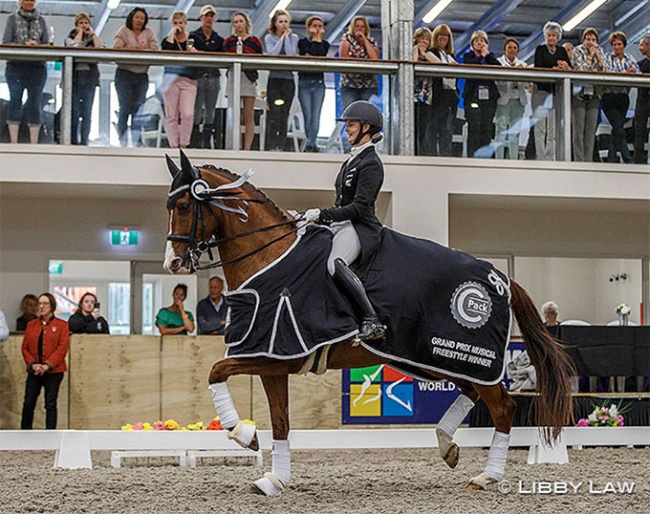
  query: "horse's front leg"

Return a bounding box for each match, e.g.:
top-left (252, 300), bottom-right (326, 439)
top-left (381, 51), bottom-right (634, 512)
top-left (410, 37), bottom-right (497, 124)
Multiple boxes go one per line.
top-left (251, 375), bottom-right (290, 497)
top-left (466, 383), bottom-right (516, 490)
top-left (208, 357), bottom-right (302, 453)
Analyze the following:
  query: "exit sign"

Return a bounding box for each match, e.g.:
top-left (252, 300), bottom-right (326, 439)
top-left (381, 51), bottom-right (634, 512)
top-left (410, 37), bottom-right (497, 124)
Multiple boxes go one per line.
top-left (111, 230), bottom-right (139, 246)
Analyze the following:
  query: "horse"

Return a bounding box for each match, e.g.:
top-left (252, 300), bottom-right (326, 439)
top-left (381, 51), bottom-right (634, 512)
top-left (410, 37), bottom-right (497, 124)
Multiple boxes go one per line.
top-left (163, 151), bottom-right (574, 496)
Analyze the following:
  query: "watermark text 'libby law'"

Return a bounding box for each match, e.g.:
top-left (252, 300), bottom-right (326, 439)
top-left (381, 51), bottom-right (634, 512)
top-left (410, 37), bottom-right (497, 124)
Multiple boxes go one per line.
top-left (498, 480), bottom-right (635, 495)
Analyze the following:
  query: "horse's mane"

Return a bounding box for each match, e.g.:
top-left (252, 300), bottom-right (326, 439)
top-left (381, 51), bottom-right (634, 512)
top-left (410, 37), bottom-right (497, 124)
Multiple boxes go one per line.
top-left (199, 164), bottom-right (291, 224)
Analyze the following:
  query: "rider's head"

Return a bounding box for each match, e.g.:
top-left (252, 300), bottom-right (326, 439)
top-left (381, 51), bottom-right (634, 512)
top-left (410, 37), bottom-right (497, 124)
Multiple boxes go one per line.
top-left (338, 101), bottom-right (383, 147)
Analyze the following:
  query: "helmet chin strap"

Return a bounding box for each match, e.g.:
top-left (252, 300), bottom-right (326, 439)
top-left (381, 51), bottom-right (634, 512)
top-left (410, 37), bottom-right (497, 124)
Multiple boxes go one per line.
top-left (351, 123), bottom-right (372, 147)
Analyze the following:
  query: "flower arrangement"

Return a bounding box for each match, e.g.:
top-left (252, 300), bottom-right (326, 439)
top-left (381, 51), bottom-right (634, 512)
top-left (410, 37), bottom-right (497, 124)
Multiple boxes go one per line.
top-left (576, 402), bottom-right (630, 427)
top-left (616, 303), bottom-right (631, 316)
top-left (120, 418), bottom-right (255, 431)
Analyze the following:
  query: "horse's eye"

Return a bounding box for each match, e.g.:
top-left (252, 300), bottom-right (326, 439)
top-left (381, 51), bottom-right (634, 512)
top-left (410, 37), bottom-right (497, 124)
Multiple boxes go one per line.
top-left (177, 202), bottom-right (190, 213)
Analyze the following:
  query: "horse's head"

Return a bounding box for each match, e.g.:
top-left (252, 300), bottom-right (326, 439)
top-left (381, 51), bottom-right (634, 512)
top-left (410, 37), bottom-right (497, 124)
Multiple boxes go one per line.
top-left (163, 151), bottom-right (255, 274)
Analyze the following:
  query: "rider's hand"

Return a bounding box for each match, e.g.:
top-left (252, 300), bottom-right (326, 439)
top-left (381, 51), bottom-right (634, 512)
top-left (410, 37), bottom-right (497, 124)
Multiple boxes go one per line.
top-left (304, 209), bottom-right (321, 223)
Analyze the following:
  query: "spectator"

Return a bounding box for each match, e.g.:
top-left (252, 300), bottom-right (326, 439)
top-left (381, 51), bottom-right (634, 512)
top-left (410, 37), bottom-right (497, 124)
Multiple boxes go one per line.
top-left (532, 22), bottom-right (571, 161)
top-left (68, 292), bottom-right (110, 334)
top-left (161, 11), bottom-right (198, 149)
top-left (20, 293), bottom-right (69, 429)
top-left (413, 27), bottom-right (435, 156)
top-left (0, 310), bottom-right (9, 342)
top-left (197, 276), bottom-right (228, 335)
top-left (155, 283), bottom-right (195, 335)
top-left (429, 24), bottom-right (459, 157)
top-left (541, 300), bottom-right (560, 339)
top-left (570, 28), bottom-right (605, 162)
top-left (339, 16), bottom-right (380, 109)
top-left (496, 37), bottom-right (527, 160)
top-left (2, 0), bottom-right (49, 144)
top-left (16, 294), bottom-right (38, 331)
top-left (113, 7), bottom-right (158, 146)
top-left (463, 30), bottom-right (500, 158)
top-left (223, 12), bottom-right (263, 151)
top-left (633, 34), bottom-right (650, 164)
top-left (264, 9), bottom-right (299, 152)
top-left (64, 12), bottom-right (105, 146)
top-left (190, 4), bottom-right (223, 149)
top-left (602, 31), bottom-right (639, 164)
top-left (298, 16), bottom-right (330, 153)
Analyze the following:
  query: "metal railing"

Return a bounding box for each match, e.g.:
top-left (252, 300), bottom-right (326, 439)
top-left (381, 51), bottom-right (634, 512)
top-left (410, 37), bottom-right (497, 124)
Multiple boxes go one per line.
top-left (1, 44), bottom-right (649, 161)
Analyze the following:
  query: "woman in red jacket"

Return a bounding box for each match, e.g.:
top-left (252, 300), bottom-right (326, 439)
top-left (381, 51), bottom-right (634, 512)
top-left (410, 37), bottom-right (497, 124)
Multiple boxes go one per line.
top-left (21, 293), bottom-right (69, 429)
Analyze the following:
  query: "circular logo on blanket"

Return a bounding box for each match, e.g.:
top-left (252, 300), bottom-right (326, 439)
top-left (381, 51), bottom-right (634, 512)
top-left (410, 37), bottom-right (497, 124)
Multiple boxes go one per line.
top-left (450, 282), bottom-right (492, 329)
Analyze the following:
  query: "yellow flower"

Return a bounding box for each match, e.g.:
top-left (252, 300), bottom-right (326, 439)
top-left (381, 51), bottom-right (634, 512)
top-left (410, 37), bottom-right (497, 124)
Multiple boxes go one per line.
top-left (243, 419), bottom-right (255, 425)
top-left (164, 419), bottom-right (181, 431)
top-left (121, 423), bottom-right (134, 431)
top-left (142, 422), bottom-right (153, 431)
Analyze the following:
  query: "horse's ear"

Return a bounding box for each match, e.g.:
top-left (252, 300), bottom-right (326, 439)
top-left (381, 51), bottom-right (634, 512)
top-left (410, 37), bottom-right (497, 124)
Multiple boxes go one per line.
top-left (165, 154), bottom-right (180, 179)
top-left (179, 150), bottom-right (197, 180)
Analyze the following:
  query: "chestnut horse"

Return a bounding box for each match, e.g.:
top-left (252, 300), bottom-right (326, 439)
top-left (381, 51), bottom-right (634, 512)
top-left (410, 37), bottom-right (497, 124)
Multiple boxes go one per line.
top-left (163, 152), bottom-right (574, 496)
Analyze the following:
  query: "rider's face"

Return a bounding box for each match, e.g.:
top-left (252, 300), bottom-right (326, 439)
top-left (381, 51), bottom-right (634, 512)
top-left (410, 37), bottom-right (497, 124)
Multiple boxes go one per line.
top-left (345, 120), bottom-right (362, 143)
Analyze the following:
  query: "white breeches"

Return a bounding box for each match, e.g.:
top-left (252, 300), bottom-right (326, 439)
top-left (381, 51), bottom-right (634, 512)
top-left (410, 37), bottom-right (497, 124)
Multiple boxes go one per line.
top-left (327, 221), bottom-right (361, 275)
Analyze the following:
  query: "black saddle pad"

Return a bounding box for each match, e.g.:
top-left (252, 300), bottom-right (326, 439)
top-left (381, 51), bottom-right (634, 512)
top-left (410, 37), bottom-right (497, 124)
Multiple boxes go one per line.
top-left (224, 225), bottom-right (511, 384)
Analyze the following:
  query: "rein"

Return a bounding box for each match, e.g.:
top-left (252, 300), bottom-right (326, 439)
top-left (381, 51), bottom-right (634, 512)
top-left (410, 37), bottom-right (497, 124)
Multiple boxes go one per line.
top-left (167, 167), bottom-right (302, 271)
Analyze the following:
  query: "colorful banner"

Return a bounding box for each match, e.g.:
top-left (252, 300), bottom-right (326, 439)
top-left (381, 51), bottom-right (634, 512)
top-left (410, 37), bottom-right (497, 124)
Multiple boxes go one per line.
top-left (341, 340), bottom-right (526, 425)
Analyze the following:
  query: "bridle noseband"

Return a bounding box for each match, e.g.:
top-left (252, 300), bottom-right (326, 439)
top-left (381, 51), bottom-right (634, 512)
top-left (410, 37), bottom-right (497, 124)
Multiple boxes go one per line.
top-left (167, 167), bottom-right (301, 271)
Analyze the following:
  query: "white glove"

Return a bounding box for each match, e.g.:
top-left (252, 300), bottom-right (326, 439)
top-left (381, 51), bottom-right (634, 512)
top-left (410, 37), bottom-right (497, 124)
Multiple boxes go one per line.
top-left (287, 209), bottom-right (300, 219)
top-left (304, 209), bottom-right (321, 223)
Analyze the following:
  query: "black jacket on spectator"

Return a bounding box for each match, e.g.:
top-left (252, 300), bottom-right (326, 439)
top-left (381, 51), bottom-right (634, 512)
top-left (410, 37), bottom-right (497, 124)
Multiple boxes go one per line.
top-left (462, 50), bottom-right (500, 102)
top-left (68, 311), bottom-right (110, 334)
top-left (190, 27), bottom-right (223, 77)
top-left (319, 145), bottom-right (384, 266)
top-left (196, 296), bottom-right (228, 335)
top-left (297, 38), bottom-right (330, 81)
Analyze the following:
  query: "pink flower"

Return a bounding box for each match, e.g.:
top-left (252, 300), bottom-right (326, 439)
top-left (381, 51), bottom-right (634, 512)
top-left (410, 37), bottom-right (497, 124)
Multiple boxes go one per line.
top-left (576, 418), bottom-right (590, 427)
top-left (132, 422), bottom-right (144, 431)
top-left (153, 420), bottom-right (166, 431)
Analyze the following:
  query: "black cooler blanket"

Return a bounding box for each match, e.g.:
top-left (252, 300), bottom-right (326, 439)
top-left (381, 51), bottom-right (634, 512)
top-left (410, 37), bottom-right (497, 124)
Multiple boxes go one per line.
top-left (225, 225), bottom-right (512, 385)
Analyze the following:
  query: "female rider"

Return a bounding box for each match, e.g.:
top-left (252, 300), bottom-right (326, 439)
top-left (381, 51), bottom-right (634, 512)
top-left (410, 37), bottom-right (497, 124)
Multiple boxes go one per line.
top-left (304, 100), bottom-right (385, 341)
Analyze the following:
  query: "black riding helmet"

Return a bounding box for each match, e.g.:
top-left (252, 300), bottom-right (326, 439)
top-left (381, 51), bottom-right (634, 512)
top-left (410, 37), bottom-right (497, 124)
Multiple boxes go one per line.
top-left (337, 100), bottom-right (383, 145)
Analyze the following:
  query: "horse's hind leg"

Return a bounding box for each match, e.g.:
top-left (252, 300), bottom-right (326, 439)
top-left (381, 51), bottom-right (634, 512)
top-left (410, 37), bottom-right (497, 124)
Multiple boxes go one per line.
top-left (436, 381), bottom-right (479, 469)
top-left (251, 375), bottom-right (291, 497)
top-left (466, 383), bottom-right (516, 490)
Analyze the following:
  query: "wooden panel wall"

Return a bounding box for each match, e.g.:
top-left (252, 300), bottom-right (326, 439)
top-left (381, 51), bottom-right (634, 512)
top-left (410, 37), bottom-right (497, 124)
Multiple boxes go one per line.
top-left (68, 335), bottom-right (161, 429)
top-left (0, 335), bottom-right (69, 429)
top-left (161, 336), bottom-right (252, 426)
top-left (0, 335), bottom-right (343, 430)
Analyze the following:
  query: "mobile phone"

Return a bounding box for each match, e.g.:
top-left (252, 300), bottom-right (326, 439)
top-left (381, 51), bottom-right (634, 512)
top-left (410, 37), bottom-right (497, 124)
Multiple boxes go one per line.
top-left (94, 302), bottom-right (100, 309)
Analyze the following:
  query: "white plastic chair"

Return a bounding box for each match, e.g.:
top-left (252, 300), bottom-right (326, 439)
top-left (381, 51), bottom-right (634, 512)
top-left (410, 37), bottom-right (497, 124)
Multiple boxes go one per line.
top-left (139, 97), bottom-right (168, 148)
top-left (286, 98), bottom-right (307, 152)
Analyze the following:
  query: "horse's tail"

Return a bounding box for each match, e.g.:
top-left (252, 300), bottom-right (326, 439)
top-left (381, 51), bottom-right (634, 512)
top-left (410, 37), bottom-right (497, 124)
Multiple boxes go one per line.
top-left (509, 280), bottom-right (575, 444)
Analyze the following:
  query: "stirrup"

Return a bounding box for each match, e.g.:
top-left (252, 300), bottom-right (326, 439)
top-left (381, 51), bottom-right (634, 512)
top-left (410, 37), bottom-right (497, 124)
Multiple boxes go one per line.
top-left (358, 317), bottom-right (386, 341)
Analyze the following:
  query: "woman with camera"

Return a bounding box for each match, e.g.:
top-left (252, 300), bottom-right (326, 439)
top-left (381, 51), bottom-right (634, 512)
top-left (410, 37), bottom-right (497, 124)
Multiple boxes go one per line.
top-left (68, 292), bottom-right (110, 334)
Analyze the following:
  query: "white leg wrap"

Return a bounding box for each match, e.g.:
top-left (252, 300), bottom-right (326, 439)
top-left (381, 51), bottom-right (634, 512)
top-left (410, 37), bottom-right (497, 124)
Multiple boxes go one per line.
top-left (252, 439), bottom-right (291, 496)
top-left (484, 431), bottom-right (510, 481)
top-left (227, 420), bottom-right (257, 449)
top-left (208, 382), bottom-right (240, 430)
top-left (437, 394), bottom-right (475, 437)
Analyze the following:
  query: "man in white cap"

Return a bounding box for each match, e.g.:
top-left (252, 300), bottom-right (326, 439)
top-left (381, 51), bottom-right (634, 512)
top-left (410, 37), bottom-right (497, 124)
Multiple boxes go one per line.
top-left (190, 5), bottom-right (223, 148)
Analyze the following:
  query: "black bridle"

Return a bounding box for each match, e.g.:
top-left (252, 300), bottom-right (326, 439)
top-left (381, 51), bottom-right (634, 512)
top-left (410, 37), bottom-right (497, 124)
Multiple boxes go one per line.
top-left (167, 168), bottom-right (301, 271)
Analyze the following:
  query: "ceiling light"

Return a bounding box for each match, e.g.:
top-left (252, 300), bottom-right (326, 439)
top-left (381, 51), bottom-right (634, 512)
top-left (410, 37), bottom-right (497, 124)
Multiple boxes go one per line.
top-left (107, 0), bottom-right (122, 9)
top-left (563, 0), bottom-right (609, 32)
top-left (422, 0), bottom-right (455, 24)
top-left (269, 0), bottom-right (292, 18)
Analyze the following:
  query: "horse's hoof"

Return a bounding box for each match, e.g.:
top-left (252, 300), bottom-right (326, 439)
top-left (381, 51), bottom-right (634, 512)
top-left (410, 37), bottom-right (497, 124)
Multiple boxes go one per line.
top-left (443, 443), bottom-right (460, 469)
top-left (251, 474), bottom-right (285, 497)
top-left (466, 472), bottom-right (497, 491)
top-left (227, 421), bottom-right (258, 450)
top-left (248, 432), bottom-right (260, 452)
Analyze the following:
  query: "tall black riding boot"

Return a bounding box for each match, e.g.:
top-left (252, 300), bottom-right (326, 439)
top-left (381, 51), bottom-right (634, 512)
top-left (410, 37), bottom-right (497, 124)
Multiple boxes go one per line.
top-left (202, 124), bottom-right (214, 149)
top-left (334, 258), bottom-right (385, 341)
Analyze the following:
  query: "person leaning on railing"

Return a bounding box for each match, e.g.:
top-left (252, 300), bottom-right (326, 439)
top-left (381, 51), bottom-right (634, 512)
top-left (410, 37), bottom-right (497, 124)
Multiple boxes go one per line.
top-left (602, 31), bottom-right (640, 164)
top-left (113, 7), bottom-right (158, 147)
top-left (223, 12), bottom-right (263, 151)
top-left (429, 24), bottom-right (459, 157)
top-left (64, 12), bottom-right (105, 146)
top-left (462, 30), bottom-right (500, 159)
top-left (532, 22), bottom-right (571, 162)
top-left (2, 0), bottom-right (49, 145)
top-left (264, 9), bottom-right (299, 152)
top-left (297, 15), bottom-right (330, 153)
top-left (160, 11), bottom-right (198, 149)
top-left (570, 28), bottom-right (605, 163)
top-left (412, 26), bottom-right (435, 156)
